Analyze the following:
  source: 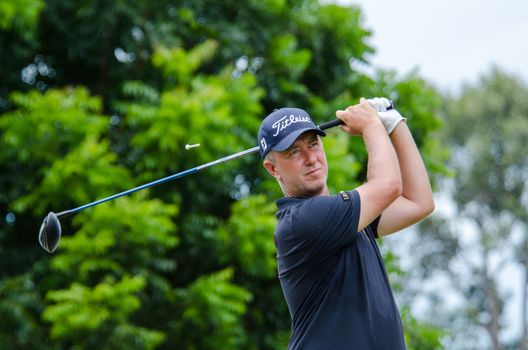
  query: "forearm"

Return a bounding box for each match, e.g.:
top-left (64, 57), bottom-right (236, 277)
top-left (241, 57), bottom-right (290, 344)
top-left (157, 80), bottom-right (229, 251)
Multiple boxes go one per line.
top-left (354, 121), bottom-right (402, 231)
top-left (364, 122), bottom-right (402, 189)
top-left (389, 122), bottom-right (434, 211)
top-left (337, 99), bottom-right (403, 231)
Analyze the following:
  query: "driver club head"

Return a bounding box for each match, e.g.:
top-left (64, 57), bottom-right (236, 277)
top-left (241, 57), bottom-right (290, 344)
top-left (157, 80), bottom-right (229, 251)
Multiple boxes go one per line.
top-left (38, 212), bottom-right (61, 253)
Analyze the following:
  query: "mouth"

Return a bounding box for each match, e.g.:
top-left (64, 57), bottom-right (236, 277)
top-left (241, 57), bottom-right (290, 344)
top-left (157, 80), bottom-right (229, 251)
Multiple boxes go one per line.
top-left (305, 168), bottom-right (321, 177)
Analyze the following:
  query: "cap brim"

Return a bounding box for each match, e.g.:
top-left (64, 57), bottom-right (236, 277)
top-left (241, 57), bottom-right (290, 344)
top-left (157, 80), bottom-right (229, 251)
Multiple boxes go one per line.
top-left (272, 128), bottom-right (326, 152)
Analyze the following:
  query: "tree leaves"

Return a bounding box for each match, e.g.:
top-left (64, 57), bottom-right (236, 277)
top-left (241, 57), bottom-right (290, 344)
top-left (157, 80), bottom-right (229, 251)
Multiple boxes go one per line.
top-left (0, 1), bottom-right (447, 348)
top-left (173, 268), bottom-right (252, 349)
top-left (43, 275), bottom-right (165, 349)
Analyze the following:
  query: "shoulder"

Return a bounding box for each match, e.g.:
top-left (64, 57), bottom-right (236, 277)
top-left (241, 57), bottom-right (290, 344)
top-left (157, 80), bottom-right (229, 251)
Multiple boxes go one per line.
top-left (291, 191), bottom-right (360, 230)
top-left (306, 190), bottom-right (360, 211)
top-left (274, 191), bottom-right (364, 261)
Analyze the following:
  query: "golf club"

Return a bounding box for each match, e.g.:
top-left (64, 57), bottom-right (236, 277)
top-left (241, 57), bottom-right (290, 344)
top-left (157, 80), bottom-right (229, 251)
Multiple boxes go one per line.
top-left (38, 100), bottom-right (395, 253)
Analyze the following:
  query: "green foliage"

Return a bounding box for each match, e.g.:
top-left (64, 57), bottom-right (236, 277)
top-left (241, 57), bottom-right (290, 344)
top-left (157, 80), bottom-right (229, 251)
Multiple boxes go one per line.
top-left (0, 0), bottom-right (44, 36)
top-left (0, 88), bottom-right (105, 164)
top-left (51, 195), bottom-right (178, 283)
top-left (17, 137), bottom-right (133, 214)
top-left (0, 274), bottom-right (47, 349)
top-left (217, 195), bottom-right (277, 278)
top-left (122, 81), bottom-right (160, 104)
top-left (173, 268), bottom-right (252, 349)
top-left (401, 308), bottom-right (445, 350)
top-left (122, 44), bottom-right (264, 184)
top-left (395, 77), bottom-right (447, 177)
top-left (324, 130), bottom-right (363, 192)
top-left (0, 1), bottom-right (448, 348)
top-left (43, 275), bottom-right (164, 349)
top-left (269, 34), bottom-right (312, 89)
top-left (152, 40), bottom-right (219, 85)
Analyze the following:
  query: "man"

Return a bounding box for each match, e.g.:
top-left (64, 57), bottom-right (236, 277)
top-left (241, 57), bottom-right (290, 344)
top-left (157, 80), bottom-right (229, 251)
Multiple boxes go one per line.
top-left (258, 98), bottom-right (434, 350)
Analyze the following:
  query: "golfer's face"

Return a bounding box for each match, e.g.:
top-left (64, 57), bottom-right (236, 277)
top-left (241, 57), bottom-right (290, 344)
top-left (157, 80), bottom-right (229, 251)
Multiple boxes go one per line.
top-left (274, 132), bottom-right (328, 197)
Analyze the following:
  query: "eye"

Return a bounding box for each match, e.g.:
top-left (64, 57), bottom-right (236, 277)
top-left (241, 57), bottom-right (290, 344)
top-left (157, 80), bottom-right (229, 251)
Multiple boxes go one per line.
top-left (287, 148), bottom-right (300, 158)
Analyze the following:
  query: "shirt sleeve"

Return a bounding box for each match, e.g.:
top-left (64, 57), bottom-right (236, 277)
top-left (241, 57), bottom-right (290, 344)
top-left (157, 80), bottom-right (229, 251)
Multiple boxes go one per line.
top-left (291, 190), bottom-right (361, 263)
top-left (366, 215), bottom-right (381, 239)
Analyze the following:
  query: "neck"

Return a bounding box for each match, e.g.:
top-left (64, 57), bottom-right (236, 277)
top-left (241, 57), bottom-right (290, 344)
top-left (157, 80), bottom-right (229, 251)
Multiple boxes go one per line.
top-left (283, 185), bottom-right (329, 198)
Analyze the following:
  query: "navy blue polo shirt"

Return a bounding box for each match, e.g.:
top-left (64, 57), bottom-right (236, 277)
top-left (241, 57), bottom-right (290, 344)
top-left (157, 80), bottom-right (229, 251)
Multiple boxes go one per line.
top-left (274, 190), bottom-right (406, 350)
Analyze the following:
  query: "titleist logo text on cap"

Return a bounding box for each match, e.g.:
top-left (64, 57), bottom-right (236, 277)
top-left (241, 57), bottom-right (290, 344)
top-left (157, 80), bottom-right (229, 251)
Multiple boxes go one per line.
top-left (272, 114), bottom-right (312, 136)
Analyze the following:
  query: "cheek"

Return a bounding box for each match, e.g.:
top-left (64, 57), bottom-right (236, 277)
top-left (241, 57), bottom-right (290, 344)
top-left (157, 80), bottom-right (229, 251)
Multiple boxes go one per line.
top-left (318, 151), bottom-right (327, 167)
top-left (277, 161), bottom-right (301, 180)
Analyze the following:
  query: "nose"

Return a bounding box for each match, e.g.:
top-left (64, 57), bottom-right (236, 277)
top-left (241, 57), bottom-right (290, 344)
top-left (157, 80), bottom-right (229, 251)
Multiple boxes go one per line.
top-left (302, 148), bottom-right (317, 166)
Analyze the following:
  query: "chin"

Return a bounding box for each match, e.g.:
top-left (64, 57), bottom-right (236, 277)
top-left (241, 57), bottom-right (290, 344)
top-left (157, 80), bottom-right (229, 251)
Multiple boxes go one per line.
top-left (305, 184), bottom-right (327, 196)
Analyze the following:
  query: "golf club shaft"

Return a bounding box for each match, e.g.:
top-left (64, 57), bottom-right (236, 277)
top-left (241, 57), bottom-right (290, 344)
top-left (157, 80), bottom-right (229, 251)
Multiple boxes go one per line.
top-left (56, 146), bottom-right (260, 218)
top-left (54, 115), bottom-right (370, 219)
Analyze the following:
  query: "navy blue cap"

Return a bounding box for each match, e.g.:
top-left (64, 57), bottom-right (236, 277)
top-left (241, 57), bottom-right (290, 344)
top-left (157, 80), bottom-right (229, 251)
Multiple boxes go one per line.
top-left (258, 107), bottom-right (326, 159)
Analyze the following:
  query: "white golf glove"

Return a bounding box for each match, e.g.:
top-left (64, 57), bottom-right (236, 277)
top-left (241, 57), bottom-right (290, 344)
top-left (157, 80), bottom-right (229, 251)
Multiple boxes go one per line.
top-left (367, 97), bottom-right (406, 134)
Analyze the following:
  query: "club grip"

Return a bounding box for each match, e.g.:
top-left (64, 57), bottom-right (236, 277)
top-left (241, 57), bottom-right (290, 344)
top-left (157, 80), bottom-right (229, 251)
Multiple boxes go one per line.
top-left (318, 119), bottom-right (344, 130)
top-left (317, 99), bottom-right (395, 131)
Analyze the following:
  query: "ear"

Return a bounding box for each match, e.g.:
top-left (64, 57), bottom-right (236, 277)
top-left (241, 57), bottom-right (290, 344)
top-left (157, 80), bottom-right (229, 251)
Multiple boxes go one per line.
top-left (263, 159), bottom-right (280, 179)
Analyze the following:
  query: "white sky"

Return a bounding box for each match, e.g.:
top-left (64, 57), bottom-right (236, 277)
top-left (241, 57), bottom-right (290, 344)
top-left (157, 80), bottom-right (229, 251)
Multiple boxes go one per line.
top-left (344, 0), bottom-right (528, 93)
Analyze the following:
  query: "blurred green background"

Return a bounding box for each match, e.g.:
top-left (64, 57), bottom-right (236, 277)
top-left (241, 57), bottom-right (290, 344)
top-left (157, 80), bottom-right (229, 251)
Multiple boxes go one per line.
top-left (1, 1), bottom-right (527, 349)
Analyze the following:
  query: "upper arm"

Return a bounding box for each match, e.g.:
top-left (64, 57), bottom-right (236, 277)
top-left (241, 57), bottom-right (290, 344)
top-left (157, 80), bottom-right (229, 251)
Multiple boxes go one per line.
top-left (376, 196), bottom-right (435, 236)
top-left (376, 122), bottom-right (435, 236)
top-left (355, 179), bottom-right (401, 232)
